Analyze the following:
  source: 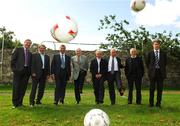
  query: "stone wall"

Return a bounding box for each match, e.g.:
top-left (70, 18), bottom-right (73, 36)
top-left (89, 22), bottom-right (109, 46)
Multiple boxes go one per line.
top-left (0, 49), bottom-right (179, 88)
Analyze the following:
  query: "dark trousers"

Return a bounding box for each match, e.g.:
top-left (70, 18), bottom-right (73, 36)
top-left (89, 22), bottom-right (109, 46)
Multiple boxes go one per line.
top-left (54, 70), bottom-right (67, 103)
top-left (74, 71), bottom-right (85, 102)
top-left (30, 70), bottom-right (46, 105)
top-left (92, 77), bottom-right (105, 104)
top-left (149, 69), bottom-right (164, 106)
top-left (127, 77), bottom-right (142, 104)
top-left (12, 67), bottom-right (30, 107)
top-left (79, 70), bottom-right (87, 93)
top-left (107, 72), bottom-right (122, 104)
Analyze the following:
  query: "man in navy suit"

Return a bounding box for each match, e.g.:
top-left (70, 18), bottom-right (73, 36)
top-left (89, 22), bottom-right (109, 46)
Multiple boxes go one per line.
top-left (90, 50), bottom-right (107, 104)
top-left (11, 39), bottom-right (32, 108)
top-left (145, 39), bottom-right (167, 108)
top-left (107, 48), bottom-right (124, 105)
top-left (30, 44), bottom-right (50, 106)
top-left (51, 45), bottom-right (71, 105)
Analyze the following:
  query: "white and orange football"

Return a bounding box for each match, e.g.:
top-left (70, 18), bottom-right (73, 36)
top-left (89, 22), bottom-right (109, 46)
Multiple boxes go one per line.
top-left (50, 16), bottom-right (78, 43)
top-left (130, 0), bottom-right (146, 12)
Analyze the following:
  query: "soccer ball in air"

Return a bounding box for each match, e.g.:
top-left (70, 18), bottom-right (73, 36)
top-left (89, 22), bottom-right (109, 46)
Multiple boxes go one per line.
top-left (50, 16), bottom-right (78, 43)
top-left (84, 109), bottom-right (110, 126)
top-left (130, 0), bottom-right (146, 12)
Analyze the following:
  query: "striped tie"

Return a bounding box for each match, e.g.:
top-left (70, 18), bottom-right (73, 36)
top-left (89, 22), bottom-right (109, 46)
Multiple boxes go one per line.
top-left (155, 50), bottom-right (159, 69)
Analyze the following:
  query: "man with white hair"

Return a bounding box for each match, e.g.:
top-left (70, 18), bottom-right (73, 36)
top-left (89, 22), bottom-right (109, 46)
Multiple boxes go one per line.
top-left (107, 48), bottom-right (124, 105)
top-left (71, 48), bottom-right (88, 104)
top-left (125, 48), bottom-right (144, 105)
top-left (90, 50), bottom-right (107, 104)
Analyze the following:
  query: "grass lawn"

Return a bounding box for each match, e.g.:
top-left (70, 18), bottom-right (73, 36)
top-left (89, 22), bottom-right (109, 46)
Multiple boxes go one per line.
top-left (0, 84), bottom-right (180, 126)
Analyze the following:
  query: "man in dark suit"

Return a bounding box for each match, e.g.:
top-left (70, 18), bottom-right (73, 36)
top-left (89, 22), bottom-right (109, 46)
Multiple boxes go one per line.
top-left (90, 50), bottom-right (107, 104)
top-left (29, 44), bottom-right (50, 106)
top-left (51, 45), bottom-right (71, 105)
top-left (107, 48), bottom-right (124, 105)
top-left (11, 39), bottom-right (32, 108)
top-left (125, 48), bottom-right (144, 105)
top-left (145, 39), bottom-right (167, 107)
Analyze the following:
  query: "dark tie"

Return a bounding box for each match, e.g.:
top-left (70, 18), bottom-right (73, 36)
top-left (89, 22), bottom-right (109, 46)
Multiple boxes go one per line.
top-left (24, 49), bottom-right (28, 66)
top-left (77, 56), bottom-right (80, 66)
top-left (61, 55), bottom-right (65, 69)
top-left (111, 57), bottom-right (114, 74)
top-left (155, 50), bottom-right (159, 68)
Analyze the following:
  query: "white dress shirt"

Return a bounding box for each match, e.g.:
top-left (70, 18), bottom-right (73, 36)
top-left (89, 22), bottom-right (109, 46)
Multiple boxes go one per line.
top-left (108, 56), bottom-right (118, 72)
top-left (39, 53), bottom-right (45, 69)
top-left (96, 58), bottom-right (101, 73)
top-left (60, 53), bottom-right (65, 62)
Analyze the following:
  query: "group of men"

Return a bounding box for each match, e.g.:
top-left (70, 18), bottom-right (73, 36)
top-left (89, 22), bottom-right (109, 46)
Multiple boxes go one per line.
top-left (11, 39), bottom-right (167, 108)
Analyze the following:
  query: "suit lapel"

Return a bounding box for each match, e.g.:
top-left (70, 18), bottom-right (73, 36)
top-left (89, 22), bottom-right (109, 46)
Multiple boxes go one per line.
top-left (38, 53), bottom-right (43, 67)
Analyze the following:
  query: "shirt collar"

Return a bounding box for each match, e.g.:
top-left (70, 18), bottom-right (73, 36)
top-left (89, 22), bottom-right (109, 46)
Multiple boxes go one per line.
top-left (60, 52), bottom-right (65, 56)
top-left (131, 55), bottom-right (137, 58)
top-left (154, 49), bottom-right (160, 52)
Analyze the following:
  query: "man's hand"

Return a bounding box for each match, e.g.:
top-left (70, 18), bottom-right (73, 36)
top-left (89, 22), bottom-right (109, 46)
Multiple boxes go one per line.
top-left (51, 74), bottom-right (55, 80)
top-left (95, 74), bottom-right (102, 79)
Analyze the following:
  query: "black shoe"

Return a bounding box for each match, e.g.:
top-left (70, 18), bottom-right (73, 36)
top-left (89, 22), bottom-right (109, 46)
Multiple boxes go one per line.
top-left (136, 102), bottom-right (141, 105)
top-left (54, 101), bottom-right (58, 105)
top-left (149, 104), bottom-right (154, 107)
top-left (111, 102), bottom-right (115, 105)
top-left (36, 101), bottom-right (42, 105)
top-left (156, 103), bottom-right (161, 108)
top-left (79, 90), bottom-right (83, 94)
top-left (119, 89), bottom-right (124, 96)
top-left (99, 101), bottom-right (103, 104)
top-left (76, 101), bottom-right (80, 104)
top-left (19, 104), bottom-right (25, 107)
top-left (128, 102), bottom-right (132, 104)
top-left (60, 100), bottom-right (64, 104)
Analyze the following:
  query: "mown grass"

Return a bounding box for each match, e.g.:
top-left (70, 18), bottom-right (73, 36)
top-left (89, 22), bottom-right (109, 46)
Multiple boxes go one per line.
top-left (0, 84), bottom-right (180, 126)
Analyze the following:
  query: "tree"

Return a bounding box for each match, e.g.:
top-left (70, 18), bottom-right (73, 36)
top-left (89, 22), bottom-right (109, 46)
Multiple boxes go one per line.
top-left (98, 15), bottom-right (180, 61)
top-left (0, 26), bottom-right (22, 49)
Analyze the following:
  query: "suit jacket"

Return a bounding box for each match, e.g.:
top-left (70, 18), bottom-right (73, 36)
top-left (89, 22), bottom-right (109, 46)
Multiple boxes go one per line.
top-left (71, 55), bottom-right (88, 80)
top-left (107, 57), bottom-right (124, 75)
top-left (145, 50), bottom-right (167, 79)
top-left (31, 53), bottom-right (50, 78)
top-left (90, 58), bottom-right (107, 79)
top-left (124, 56), bottom-right (144, 79)
top-left (11, 47), bottom-right (32, 74)
top-left (51, 54), bottom-right (71, 80)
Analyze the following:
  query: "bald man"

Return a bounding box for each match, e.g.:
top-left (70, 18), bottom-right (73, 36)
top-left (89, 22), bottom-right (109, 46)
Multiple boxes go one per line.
top-left (125, 48), bottom-right (144, 105)
top-left (107, 48), bottom-right (124, 105)
top-left (90, 50), bottom-right (107, 104)
top-left (71, 48), bottom-right (88, 104)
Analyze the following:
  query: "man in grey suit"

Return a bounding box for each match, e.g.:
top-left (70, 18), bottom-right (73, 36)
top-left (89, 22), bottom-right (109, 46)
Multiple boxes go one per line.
top-left (30, 44), bottom-right (50, 106)
top-left (145, 39), bottom-right (167, 108)
top-left (71, 48), bottom-right (88, 104)
top-left (11, 39), bottom-right (32, 108)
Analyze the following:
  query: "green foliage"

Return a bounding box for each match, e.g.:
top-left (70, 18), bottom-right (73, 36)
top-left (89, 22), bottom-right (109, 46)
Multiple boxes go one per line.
top-left (98, 15), bottom-right (180, 60)
top-left (0, 26), bottom-right (22, 49)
